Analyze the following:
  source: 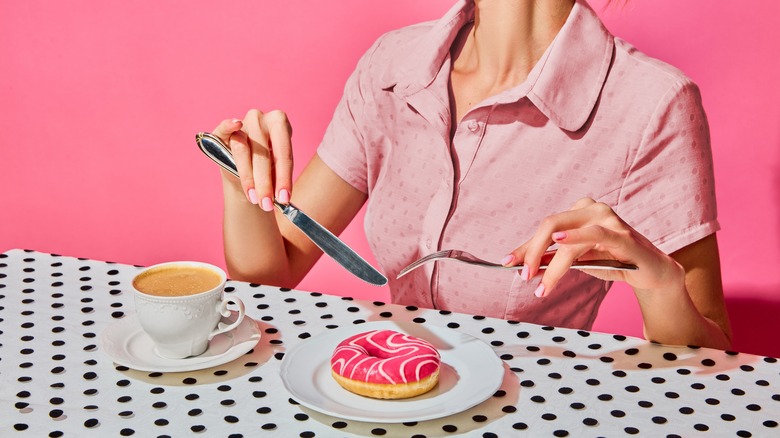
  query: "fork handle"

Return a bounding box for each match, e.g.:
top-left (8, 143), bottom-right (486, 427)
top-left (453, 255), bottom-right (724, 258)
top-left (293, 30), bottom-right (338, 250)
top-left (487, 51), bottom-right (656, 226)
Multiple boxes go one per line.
top-left (494, 260), bottom-right (637, 271)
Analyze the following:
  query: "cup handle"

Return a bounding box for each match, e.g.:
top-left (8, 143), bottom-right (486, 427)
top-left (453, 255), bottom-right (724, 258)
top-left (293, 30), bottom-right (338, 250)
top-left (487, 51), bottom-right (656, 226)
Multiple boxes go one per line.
top-left (208, 296), bottom-right (246, 340)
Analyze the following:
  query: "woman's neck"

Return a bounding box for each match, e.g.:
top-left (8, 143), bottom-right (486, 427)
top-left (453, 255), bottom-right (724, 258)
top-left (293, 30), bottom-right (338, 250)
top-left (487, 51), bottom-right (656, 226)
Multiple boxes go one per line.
top-left (454, 0), bottom-right (575, 87)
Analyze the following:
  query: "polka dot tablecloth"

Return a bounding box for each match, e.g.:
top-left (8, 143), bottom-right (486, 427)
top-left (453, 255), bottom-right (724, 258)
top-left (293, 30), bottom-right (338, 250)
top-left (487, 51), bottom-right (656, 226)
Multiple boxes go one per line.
top-left (0, 249), bottom-right (778, 437)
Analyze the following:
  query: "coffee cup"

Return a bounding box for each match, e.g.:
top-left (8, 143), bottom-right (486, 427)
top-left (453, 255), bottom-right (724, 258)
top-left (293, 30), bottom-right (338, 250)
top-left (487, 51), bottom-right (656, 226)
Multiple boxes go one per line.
top-left (132, 261), bottom-right (246, 359)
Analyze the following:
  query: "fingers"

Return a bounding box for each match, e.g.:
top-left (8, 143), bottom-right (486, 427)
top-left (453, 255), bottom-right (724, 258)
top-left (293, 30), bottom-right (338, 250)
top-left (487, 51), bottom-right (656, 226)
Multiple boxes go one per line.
top-left (503, 198), bottom-right (629, 297)
top-left (212, 118), bottom-right (244, 144)
top-left (262, 110), bottom-right (294, 204)
top-left (216, 109), bottom-right (294, 211)
top-left (244, 110), bottom-right (275, 211)
top-left (228, 131), bottom-right (256, 203)
top-left (514, 202), bottom-right (600, 276)
top-left (536, 226), bottom-right (619, 297)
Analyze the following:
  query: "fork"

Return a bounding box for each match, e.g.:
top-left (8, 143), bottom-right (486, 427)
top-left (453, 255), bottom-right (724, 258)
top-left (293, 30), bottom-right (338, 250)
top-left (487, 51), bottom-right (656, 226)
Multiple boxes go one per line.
top-left (396, 249), bottom-right (638, 279)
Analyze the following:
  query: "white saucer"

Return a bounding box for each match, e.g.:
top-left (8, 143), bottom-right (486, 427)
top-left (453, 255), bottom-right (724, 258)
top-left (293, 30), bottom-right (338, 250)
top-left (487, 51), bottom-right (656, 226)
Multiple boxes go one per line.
top-left (101, 312), bottom-right (261, 372)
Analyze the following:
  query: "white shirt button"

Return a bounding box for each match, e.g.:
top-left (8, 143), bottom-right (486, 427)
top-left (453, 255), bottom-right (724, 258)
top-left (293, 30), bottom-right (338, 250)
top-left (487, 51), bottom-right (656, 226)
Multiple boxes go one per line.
top-left (467, 120), bottom-right (479, 132)
top-left (426, 239), bottom-right (432, 249)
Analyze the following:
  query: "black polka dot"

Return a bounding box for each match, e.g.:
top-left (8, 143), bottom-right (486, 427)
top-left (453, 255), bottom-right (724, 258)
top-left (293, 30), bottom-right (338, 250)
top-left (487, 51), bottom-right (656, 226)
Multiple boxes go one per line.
top-left (372, 427), bottom-right (388, 435)
top-left (583, 418), bottom-right (598, 426)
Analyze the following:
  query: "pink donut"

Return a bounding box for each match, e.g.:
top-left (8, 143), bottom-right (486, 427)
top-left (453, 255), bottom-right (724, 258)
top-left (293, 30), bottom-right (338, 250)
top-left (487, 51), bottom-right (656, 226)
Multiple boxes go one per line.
top-left (330, 329), bottom-right (441, 399)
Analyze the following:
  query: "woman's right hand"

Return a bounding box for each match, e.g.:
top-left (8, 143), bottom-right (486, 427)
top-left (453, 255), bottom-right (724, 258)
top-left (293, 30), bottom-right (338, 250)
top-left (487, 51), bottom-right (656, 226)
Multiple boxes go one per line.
top-left (212, 109), bottom-right (294, 212)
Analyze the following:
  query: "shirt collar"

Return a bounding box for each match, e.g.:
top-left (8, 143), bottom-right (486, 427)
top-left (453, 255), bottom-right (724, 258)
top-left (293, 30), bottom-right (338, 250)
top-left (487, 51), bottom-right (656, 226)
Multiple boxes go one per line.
top-left (381, 0), bottom-right (614, 132)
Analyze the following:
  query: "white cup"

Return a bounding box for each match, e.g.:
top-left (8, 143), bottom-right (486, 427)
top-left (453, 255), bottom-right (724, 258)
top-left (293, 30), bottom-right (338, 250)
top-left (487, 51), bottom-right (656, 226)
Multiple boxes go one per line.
top-left (132, 261), bottom-right (246, 359)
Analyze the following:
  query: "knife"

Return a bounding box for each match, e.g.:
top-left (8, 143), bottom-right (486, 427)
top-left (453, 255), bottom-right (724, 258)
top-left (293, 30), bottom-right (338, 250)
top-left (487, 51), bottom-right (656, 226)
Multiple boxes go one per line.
top-left (196, 132), bottom-right (388, 286)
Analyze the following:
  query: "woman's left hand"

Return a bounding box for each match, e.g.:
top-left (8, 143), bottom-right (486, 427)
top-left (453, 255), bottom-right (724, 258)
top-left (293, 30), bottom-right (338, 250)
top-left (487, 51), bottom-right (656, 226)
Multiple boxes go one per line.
top-left (504, 197), bottom-right (685, 297)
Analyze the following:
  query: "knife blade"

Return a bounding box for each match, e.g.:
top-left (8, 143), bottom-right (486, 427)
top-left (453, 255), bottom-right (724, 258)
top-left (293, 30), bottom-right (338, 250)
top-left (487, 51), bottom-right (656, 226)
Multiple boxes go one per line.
top-left (196, 132), bottom-right (388, 286)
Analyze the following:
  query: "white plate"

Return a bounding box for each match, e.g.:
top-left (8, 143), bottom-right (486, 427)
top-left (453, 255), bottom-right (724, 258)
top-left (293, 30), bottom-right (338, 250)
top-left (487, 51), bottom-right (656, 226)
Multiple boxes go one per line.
top-left (101, 312), bottom-right (261, 372)
top-left (279, 321), bottom-right (504, 423)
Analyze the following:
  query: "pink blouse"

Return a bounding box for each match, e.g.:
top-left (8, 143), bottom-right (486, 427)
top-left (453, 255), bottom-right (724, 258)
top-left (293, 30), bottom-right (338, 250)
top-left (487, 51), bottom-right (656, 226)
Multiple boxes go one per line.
top-left (317, 0), bottom-right (719, 329)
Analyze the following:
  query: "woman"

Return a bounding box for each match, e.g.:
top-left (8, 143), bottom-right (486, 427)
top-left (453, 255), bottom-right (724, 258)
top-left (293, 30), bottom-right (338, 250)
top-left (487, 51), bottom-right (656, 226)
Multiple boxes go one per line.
top-left (211, 0), bottom-right (731, 349)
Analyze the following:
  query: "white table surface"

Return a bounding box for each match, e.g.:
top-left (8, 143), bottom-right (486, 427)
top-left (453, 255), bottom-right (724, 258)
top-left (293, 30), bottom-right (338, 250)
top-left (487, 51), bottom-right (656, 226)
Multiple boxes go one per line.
top-left (1, 249), bottom-right (778, 437)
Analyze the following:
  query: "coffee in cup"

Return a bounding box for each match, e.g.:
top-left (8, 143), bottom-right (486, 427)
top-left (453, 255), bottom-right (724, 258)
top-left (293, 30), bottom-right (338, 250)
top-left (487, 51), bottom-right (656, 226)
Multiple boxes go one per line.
top-left (133, 265), bottom-right (223, 297)
top-left (132, 261), bottom-right (246, 359)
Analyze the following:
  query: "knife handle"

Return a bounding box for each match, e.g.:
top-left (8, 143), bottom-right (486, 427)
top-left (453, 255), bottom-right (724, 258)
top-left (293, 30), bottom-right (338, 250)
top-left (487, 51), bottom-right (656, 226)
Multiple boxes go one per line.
top-left (196, 132), bottom-right (240, 179)
top-left (196, 132), bottom-right (287, 213)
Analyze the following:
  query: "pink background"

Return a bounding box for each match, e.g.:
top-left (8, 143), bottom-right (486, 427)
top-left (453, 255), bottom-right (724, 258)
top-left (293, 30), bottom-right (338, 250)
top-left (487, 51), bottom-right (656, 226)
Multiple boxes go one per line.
top-left (2, 1), bottom-right (779, 356)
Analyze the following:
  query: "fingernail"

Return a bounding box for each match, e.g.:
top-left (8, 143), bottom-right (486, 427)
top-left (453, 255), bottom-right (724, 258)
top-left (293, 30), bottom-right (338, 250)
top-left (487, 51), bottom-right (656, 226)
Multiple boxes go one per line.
top-left (520, 265), bottom-right (530, 281)
top-left (552, 231), bottom-right (567, 241)
top-left (261, 197), bottom-right (274, 211)
top-left (231, 118), bottom-right (242, 124)
top-left (500, 254), bottom-right (514, 266)
top-left (534, 284), bottom-right (545, 298)
top-left (247, 188), bottom-right (258, 205)
top-left (277, 189), bottom-right (290, 204)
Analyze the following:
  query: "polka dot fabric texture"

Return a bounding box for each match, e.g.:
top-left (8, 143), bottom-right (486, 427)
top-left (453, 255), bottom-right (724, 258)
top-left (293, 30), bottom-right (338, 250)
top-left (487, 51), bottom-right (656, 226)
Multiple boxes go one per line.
top-left (1, 250), bottom-right (778, 437)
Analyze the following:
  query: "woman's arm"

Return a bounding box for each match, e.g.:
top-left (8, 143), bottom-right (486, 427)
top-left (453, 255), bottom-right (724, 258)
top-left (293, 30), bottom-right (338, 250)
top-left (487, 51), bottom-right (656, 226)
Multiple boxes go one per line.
top-left (215, 113), bottom-right (367, 288)
top-left (638, 233), bottom-right (731, 349)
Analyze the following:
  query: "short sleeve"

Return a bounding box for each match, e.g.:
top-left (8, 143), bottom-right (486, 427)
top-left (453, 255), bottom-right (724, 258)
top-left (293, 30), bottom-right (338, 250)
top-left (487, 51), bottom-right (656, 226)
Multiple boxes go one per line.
top-left (316, 41), bottom-right (381, 194)
top-left (615, 79), bottom-right (720, 254)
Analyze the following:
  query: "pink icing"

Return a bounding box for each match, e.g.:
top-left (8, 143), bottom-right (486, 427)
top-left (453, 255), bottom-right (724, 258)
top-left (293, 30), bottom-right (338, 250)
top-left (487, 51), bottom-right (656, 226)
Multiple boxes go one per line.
top-left (330, 330), bottom-right (441, 385)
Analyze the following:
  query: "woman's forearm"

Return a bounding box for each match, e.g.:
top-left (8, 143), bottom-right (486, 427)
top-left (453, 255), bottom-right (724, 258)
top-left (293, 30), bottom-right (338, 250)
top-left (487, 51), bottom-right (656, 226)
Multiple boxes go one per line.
top-left (221, 175), bottom-right (295, 286)
top-left (636, 283), bottom-right (732, 350)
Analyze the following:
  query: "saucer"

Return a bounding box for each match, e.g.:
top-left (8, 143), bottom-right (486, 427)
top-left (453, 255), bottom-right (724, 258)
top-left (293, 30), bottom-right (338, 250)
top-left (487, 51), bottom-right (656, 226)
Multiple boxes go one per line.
top-left (101, 312), bottom-right (261, 372)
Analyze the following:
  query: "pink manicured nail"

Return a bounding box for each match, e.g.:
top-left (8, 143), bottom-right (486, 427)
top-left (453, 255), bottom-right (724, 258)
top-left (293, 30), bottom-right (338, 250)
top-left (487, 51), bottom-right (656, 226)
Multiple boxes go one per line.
top-left (520, 265), bottom-right (530, 281)
top-left (247, 188), bottom-right (258, 205)
top-left (500, 254), bottom-right (514, 266)
top-left (261, 197), bottom-right (274, 211)
top-left (552, 231), bottom-right (567, 241)
top-left (534, 284), bottom-right (545, 298)
top-left (277, 189), bottom-right (290, 204)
